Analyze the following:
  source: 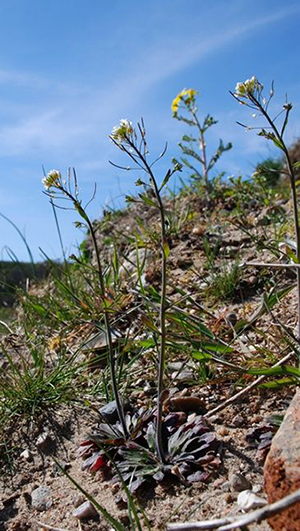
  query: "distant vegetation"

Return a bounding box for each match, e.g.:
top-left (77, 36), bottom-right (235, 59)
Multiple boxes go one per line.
top-left (0, 260), bottom-right (50, 307)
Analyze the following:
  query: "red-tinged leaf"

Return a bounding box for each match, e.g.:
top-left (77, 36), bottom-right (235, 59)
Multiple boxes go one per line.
top-left (80, 439), bottom-right (95, 446)
top-left (77, 442), bottom-right (96, 457)
top-left (91, 454), bottom-right (107, 473)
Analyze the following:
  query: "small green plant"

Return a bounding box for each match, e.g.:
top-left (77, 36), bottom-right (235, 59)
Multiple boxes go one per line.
top-left (79, 410), bottom-right (220, 490)
top-left (206, 261), bottom-right (241, 302)
top-left (232, 77), bottom-right (300, 337)
top-left (0, 335), bottom-right (83, 429)
top-left (171, 88), bottom-right (232, 191)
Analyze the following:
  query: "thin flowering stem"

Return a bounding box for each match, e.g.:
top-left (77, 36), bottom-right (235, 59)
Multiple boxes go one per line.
top-left (109, 119), bottom-right (178, 463)
top-left (191, 109), bottom-right (208, 189)
top-left (125, 138), bottom-right (168, 464)
top-left (42, 170), bottom-right (128, 437)
top-left (233, 77), bottom-right (300, 339)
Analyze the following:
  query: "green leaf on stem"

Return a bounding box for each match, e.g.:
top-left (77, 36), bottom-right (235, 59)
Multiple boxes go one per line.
top-left (248, 365), bottom-right (300, 377)
top-left (138, 194), bottom-right (158, 208)
top-left (159, 170), bottom-right (172, 191)
top-left (163, 238), bottom-right (170, 259)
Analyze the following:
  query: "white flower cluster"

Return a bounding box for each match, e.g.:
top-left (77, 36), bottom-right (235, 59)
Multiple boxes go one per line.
top-left (235, 76), bottom-right (262, 97)
top-left (111, 119), bottom-right (133, 142)
top-left (42, 169), bottom-right (61, 190)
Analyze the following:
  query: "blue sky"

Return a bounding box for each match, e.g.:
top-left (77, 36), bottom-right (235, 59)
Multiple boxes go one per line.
top-left (0, 0), bottom-right (299, 261)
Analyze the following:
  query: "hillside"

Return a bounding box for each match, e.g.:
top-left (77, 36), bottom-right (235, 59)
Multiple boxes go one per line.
top-left (0, 170), bottom-right (299, 530)
top-left (1, 85), bottom-right (300, 529)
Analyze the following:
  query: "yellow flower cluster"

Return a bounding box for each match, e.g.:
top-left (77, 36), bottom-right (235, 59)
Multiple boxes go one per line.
top-left (42, 169), bottom-right (61, 190)
top-left (171, 88), bottom-right (197, 115)
top-left (235, 76), bottom-right (262, 97)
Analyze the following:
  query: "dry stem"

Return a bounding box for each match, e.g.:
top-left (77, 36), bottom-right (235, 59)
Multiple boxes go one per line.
top-left (204, 351), bottom-right (293, 419)
top-left (167, 488), bottom-right (300, 530)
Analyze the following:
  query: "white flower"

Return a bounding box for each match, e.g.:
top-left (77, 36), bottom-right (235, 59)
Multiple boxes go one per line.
top-left (235, 76), bottom-right (262, 97)
top-left (42, 169), bottom-right (61, 190)
top-left (111, 119), bottom-right (133, 142)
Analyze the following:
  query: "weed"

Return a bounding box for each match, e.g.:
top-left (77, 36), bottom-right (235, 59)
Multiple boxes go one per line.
top-left (233, 77), bottom-right (300, 337)
top-left (172, 88), bottom-right (232, 191)
top-left (205, 261), bottom-right (242, 302)
top-left (42, 169), bottom-right (128, 437)
top-left (110, 118), bottom-right (181, 462)
top-left (0, 334), bottom-right (85, 430)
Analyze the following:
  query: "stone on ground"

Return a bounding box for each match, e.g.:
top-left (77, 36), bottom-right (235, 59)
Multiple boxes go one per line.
top-left (264, 389), bottom-right (300, 530)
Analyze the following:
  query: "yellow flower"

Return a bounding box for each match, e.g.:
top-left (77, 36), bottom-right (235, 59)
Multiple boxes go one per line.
top-left (42, 169), bottom-right (61, 190)
top-left (171, 88), bottom-right (197, 115)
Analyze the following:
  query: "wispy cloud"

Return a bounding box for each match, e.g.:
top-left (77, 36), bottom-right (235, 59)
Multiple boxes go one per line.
top-left (0, 6), bottom-right (299, 161)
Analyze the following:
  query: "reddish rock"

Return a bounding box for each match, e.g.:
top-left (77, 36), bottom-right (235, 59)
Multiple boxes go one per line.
top-left (264, 390), bottom-right (300, 530)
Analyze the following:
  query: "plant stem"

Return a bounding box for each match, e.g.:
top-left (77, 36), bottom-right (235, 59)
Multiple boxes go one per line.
top-left (59, 186), bottom-right (128, 437)
top-left (87, 217), bottom-right (128, 437)
top-left (192, 110), bottom-right (208, 189)
top-left (251, 95), bottom-right (300, 339)
top-left (128, 140), bottom-right (168, 463)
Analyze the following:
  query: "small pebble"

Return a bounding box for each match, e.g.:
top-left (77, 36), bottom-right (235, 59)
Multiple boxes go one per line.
top-left (168, 396), bottom-right (205, 413)
top-left (250, 415), bottom-right (262, 424)
top-left (111, 483), bottom-right (120, 494)
top-left (73, 501), bottom-right (99, 520)
top-left (252, 484), bottom-right (263, 494)
top-left (229, 473), bottom-right (251, 493)
top-left (225, 493), bottom-right (232, 504)
top-left (237, 490), bottom-right (267, 510)
top-left (31, 486), bottom-right (52, 511)
top-left (231, 414), bottom-right (244, 427)
top-left (218, 426), bottom-right (229, 437)
top-left (192, 226), bottom-right (205, 236)
top-left (221, 481), bottom-right (230, 493)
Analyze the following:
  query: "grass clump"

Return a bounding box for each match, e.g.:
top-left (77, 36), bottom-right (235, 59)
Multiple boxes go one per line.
top-left (205, 261), bottom-right (241, 302)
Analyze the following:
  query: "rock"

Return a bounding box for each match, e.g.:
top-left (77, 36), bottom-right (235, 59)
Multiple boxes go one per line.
top-left (83, 328), bottom-right (121, 353)
top-left (225, 492), bottom-right (232, 504)
top-left (221, 481), bottom-right (230, 492)
top-left (217, 426), bottom-right (229, 437)
top-left (31, 486), bottom-right (52, 511)
top-left (171, 369), bottom-right (195, 382)
top-left (99, 400), bottom-right (130, 423)
top-left (168, 396), bottom-right (206, 414)
top-left (264, 390), bottom-right (300, 530)
top-left (229, 473), bottom-right (251, 493)
top-left (231, 414), bottom-right (244, 427)
top-left (73, 500), bottom-right (99, 520)
top-left (237, 490), bottom-right (267, 510)
top-left (20, 449), bottom-right (33, 462)
top-left (73, 494), bottom-right (87, 508)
